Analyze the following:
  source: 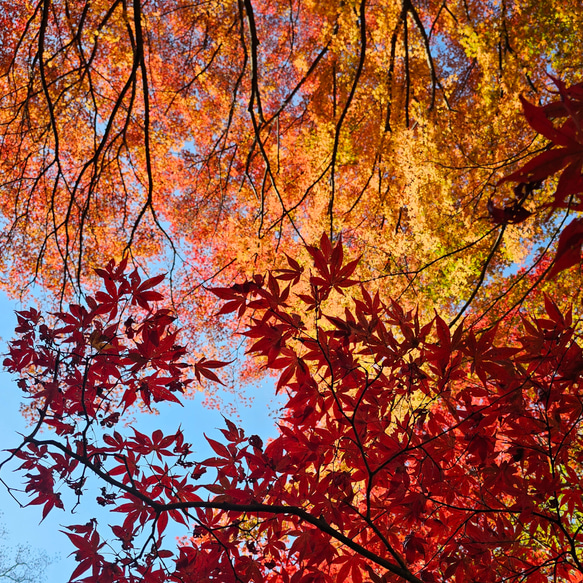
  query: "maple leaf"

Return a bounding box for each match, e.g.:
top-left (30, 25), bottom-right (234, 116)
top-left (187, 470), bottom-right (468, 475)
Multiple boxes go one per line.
top-left (487, 182), bottom-right (538, 225)
top-left (547, 217), bottom-right (583, 279)
top-left (500, 80), bottom-right (583, 210)
top-left (193, 358), bottom-right (231, 385)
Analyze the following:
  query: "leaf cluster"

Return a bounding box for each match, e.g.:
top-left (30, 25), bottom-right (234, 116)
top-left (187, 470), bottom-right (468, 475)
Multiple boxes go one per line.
top-left (3, 234), bottom-right (583, 582)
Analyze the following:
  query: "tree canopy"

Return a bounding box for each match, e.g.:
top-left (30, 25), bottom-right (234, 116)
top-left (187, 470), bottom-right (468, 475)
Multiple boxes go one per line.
top-left (1, 0), bottom-right (582, 380)
top-left (2, 0), bottom-right (583, 581)
top-left (4, 226), bottom-right (583, 582)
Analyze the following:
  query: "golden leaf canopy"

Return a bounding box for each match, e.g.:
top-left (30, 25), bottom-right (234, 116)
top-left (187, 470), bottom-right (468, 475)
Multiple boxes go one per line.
top-left (0, 0), bottom-right (581, 381)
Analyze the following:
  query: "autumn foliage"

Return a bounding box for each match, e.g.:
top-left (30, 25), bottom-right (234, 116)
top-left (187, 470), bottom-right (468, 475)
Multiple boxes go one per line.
top-left (2, 1), bottom-right (583, 582)
top-left (3, 214), bottom-right (583, 582)
top-left (499, 79), bottom-right (583, 280)
top-left (1, 0), bottom-right (583, 370)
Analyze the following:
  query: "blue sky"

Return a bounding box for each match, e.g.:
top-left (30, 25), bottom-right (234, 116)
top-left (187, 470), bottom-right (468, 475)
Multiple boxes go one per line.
top-left (0, 291), bottom-right (282, 583)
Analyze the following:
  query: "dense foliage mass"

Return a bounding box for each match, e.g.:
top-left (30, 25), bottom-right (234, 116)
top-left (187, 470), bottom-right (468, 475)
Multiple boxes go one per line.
top-left (0, 0), bottom-right (582, 380)
top-left (3, 229), bottom-right (583, 583)
top-left (3, 84), bottom-right (583, 575)
top-left (2, 0), bottom-right (583, 581)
